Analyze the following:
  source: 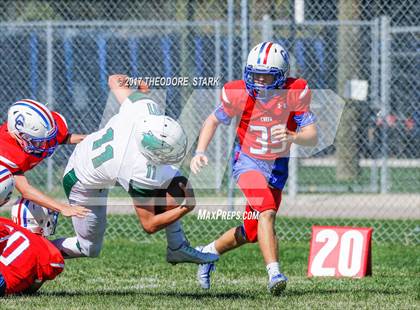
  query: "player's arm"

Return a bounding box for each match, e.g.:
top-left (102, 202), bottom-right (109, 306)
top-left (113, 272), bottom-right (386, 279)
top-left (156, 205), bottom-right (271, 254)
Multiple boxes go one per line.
top-left (272, 80), bottom-right (318, 146)
top-left (191, 86), bottom-right (238, 174)
top-left (134, 204), bottom-right (191, 234)
top-left (14, 174), bottom-right (90, 218)
top-left (65, 134), bottom-right (86, 144)
top-left (132, 182), bottom-right (195, 234)
top-left (52, 112), bottom-right (86, 145)
top-left (272, 115), bottom-right (318, 146)
top-left (287, 123), bottom-right (318, 146)
top-left (190, 113), bottom-right (221, 174)
top-left (108, 74), bottom-right (149, 105)
top-left (108, 74), bottom-right (133, 104)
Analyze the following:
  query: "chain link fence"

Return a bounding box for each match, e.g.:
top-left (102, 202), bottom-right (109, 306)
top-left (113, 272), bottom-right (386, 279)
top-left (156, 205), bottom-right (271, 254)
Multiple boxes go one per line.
top-left (0, 0), bottom-right (418, 245)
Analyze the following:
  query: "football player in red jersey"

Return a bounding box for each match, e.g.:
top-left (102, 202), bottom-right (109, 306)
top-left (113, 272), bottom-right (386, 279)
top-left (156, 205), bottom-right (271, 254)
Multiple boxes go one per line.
top-left (0, 99), bottom-right (89, 218)
top-left (0, 212), bottom-right (64, 296)
top-left (191, 42), bottom-right (318, 295)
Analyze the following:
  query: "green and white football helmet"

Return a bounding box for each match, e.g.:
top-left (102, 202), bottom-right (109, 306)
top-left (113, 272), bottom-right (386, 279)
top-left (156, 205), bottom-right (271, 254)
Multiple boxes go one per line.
top-left (137, 115), bottom-right (188, 165)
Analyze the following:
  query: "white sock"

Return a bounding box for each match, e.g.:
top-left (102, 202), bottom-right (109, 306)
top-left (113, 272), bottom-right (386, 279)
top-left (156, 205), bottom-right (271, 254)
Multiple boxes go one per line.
top-left (165, 220), bottom-right (187, 250)
top-left (52, 237), bottom-right (84, 258)
top-left (266, 262), bottom-right (281, 280)
top-left (202, 241), bottom-right (220, 255)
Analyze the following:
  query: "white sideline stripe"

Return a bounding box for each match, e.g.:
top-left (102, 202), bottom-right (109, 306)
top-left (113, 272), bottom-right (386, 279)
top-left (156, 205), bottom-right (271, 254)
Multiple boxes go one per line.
top-left (300, 158), bottom-right (420, 168)
top-left (2, 194), bottom-right (417, 220)
top-left (0, 156), bottom-right (18, 169)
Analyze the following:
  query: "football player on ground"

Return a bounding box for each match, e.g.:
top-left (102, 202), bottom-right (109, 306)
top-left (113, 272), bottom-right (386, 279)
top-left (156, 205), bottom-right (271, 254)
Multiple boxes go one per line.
top-left (190, 42), bottom-right (318, 295)
top-left (0, 198), bottom-right (64, 297)
top-left (52, 75), bottom-right (218, 265)
top-left (0, 99), bottom-right (90, 218)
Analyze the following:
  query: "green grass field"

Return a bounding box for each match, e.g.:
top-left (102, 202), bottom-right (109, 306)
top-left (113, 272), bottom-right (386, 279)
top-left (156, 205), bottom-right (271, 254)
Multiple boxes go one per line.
top-left (1, 237), bottom-right (419, 309)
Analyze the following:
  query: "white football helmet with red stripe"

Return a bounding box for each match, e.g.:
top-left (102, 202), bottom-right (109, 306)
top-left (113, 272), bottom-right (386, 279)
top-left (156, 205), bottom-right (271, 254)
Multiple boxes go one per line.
top-left (244, 41), bottom-right (290, 102)
top-left (11, 198), bottom-right (58, 237)
top-left (7, 99), bottom-right (58, 157)
top-left (0, 165), bottom-right (14, 207)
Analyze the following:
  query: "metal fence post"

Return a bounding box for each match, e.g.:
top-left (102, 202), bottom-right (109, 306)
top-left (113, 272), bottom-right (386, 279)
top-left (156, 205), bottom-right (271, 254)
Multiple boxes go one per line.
top-left (214, 21), bottom-right (222, 192)
top-left (46, 21), bottom-right (54, 192)
top-left (380, 16), bottom-right (390, 194)
top-left (227, 0), bottom-right (235, 209)
top-left (241, 0), bottom-right (249, 66)
top-left (262, 14), bottom-right (273, 41)
top-left (370, 18), bottom-right (380, 193)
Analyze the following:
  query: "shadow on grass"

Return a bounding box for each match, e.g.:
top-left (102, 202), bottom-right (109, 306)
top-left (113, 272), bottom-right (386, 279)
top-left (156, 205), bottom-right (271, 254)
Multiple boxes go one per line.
top-left (39, 289), bottom-right (253, 300)
top-left (284, 287), bottom-right (406, 297)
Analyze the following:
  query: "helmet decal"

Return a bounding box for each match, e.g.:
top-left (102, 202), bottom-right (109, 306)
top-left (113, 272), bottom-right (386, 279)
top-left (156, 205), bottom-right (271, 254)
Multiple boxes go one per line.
top-left (280, 49), bottom-right (289, 63)
top-left (14, 102), bottom-right (51, 130)
top-left (14, 114), bottom-right (25, 130)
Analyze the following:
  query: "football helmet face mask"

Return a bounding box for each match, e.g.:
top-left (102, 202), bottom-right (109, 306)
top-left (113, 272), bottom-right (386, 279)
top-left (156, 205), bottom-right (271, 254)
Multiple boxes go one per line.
top-left (137, 115), bottom-right (188, 165)
top-left (0, 166), bottom-right (14, 207)
top-left (7, 99), bottom-right (58, 157)
top-left (11, 198), bottom-right (58, 237)
top-left (244, 41), bottom-right (290, 102)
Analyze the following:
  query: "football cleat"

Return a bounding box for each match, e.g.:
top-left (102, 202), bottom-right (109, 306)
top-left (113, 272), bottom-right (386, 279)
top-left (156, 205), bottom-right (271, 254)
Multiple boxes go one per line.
top-left (196, 246), bottom-right (216, 289)
top-left (268, 273), bottom-right (288, 296)
top-left (166, 241), bottom-right (219, 265)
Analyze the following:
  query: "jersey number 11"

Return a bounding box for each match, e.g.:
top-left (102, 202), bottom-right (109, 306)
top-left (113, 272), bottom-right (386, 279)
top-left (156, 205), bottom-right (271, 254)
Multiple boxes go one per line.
top-left (92, 127), bottom-right (114, 168)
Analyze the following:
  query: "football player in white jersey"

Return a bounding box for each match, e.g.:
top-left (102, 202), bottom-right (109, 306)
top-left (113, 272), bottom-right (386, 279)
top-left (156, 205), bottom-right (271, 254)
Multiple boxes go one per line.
top-left (52, 75), bottom-right (218, 265)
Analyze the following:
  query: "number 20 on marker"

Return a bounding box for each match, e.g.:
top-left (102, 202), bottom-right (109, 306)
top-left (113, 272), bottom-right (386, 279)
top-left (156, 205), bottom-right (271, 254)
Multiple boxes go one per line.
top-left (307, 226), bottom-right (373, 278)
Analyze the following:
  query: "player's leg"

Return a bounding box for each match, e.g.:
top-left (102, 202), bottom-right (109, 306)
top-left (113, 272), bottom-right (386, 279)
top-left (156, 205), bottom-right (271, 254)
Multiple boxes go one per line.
top-left (196, 170), bottom-right (272, 289)
top-left (53, 181), bottom-right (108, 258)
top-left (196, 224), bottom-right (248, 289)
top-left (165, 220), bottom-right (187, 250)
top-left (196, 185), bottom-right (263, 289)
top-left (213, 225), bottom-right (248, 254)
top-left (238, 171), bottom-right (287, 295)
top-left (200, 170), bottom-right (287, 294)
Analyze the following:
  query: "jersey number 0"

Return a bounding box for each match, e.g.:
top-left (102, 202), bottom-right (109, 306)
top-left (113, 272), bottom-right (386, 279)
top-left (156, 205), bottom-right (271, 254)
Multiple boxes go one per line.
top-left (0, 231), bottom-right (30, 266)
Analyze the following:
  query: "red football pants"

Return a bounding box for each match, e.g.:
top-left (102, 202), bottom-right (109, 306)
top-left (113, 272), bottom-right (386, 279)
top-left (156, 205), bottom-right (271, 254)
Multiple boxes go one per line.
top-left (237, 170), bottom-right (282, 243)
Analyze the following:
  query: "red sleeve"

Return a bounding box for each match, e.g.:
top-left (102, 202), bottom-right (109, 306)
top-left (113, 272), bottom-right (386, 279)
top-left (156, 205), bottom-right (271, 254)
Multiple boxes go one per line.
top-left (220, 86), bottom-right (238, 117)
top-left (0, 124), bottom-right (26, 174)
top-left (286, 78), bottom-right (311, 114)
top-left (219, 80), bottom-right (248, 118)
top-left (51, 112), bottom-right (70, 145)
top-left (37, 238), bottom-right (64, 281)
